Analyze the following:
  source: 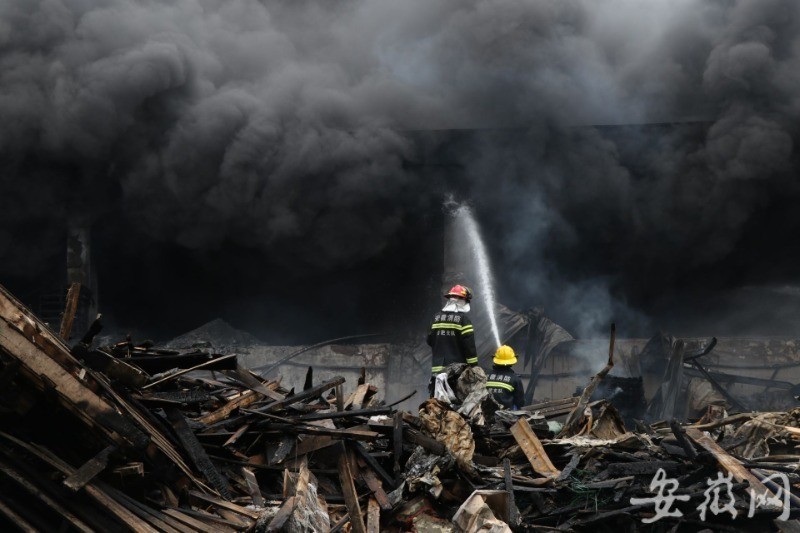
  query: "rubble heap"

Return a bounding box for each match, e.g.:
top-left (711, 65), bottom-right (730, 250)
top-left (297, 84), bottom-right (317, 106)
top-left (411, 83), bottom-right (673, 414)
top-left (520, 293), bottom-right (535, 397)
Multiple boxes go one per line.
top-left (1, 283), bottom-right (800, 532)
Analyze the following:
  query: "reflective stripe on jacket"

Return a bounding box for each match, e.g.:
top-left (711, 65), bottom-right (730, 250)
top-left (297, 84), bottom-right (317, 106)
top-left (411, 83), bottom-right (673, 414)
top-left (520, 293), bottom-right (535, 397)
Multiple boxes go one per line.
top-left (486, 365), bottom-right (524, 409)
top-left (427, 310), bottom-right (477, 372)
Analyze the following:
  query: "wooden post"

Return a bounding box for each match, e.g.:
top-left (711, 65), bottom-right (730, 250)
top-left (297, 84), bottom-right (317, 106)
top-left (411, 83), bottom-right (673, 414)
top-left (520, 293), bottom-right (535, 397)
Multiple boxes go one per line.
top-left (393, 412), bottom-right (403, 475)
top-left (366, 498), bottom-right (380, 533)
top-left (59, 282), bottom-right (81, 340)
top-left (503, 458), bottom-right (519, 525)
top-left (337, 443), bottom-right (366, 533)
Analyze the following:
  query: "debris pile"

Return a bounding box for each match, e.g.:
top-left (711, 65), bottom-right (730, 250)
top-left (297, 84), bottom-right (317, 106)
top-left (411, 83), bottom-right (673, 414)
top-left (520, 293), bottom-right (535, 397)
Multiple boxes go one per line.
top-left (1, 283), bottom-right (800, 532)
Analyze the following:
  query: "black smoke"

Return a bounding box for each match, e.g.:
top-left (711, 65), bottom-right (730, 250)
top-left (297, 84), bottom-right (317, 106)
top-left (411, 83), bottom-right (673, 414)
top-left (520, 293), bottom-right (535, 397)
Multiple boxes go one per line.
top-left (2, 0), bottom-right (800, 341)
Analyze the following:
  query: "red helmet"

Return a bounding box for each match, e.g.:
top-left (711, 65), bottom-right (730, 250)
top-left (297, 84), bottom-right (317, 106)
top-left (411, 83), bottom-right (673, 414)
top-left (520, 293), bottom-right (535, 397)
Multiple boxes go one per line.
top-left (444, 285), bottom-right (473, 302)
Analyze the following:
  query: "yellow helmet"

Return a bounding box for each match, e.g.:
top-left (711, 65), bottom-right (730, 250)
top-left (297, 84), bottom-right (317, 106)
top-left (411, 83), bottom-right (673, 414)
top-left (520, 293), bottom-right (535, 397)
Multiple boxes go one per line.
top-left (493, 345), bottom-right (517, 365)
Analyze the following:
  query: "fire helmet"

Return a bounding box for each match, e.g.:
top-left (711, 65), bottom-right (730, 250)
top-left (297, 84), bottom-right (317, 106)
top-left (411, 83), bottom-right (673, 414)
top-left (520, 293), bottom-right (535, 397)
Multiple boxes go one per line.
top-left (493, 345), bottom-right (517, 366)
top-left (444, 285), bottom-right (473, 302)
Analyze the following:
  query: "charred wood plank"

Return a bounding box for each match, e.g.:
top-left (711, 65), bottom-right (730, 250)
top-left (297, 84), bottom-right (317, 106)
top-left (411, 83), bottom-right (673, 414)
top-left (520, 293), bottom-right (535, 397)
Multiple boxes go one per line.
top-left (393, 412), bottom-right (403, 475)
top-left (96, 375), bottom-right (208, 490)
top-left (245, 415), bottom-right (381, 440)
top-left (510, 418), bottom-right (560, 480)
top-left (403, 427), bottom-right (446, 456)
top-left (280, 424), bottom-right (379, 440)
top-left (105, 485), bottom-right (188, 533)
top-left (127, 352), bottom-right (238, 375)
top-left (196, 389), bottom-right (263, 425)
top-left (366, 497), bottom-right (380, 533)
top-left (64, 444), bottom-right (116, 491)
top-left (166, 507), bottom-right (244, 529)
top-left (357, 462), bottom-right (392, 511)
top-left (0, 435), bottom-right (157, 532)
top-left (139, 390), bottom-right (215, 405)
top-left (0, 498), bottom-right (38, 533)
top-left (503, 458), bottom-right (519, 526)
top-left (266, 496), bottom-right (295, 531)
top-left (0, 359), bottom-right (20, 390)
top-left (59, 282), bottom-right (81, 341)
top-left (188, 490), bottom-right (261, 520)
top-left (165, 407), bottom-right (231, 500)
top-left (685, 427), bottom-right (777, 502)
top-left (297, 407), bottom-right (393, 422)
top-left (0, 285), bottom-right (150, 450)
top-left (353, 441), bottom-right (395, 490)
top-left (346, 384), bottom-right (369, 410)
top-left (268, 435), bottom-right (296, 465)
top-left (337, 443), bottom-right (366, 533)
top-left (255, 376), bottom-right (345, 413)
top-left (0, 457), bottom-right (94, 533)
top-left (336, 383), bottom-right (344, 412)
top-left (669, 420), bottom-right (698, 460)
top-left (556, 453), bottom-right (581, 483)
top-left (242, 467), bottom-right (264, 507)
top-left (163, 508), bottom-right (232, 533)
top-left (231, 367), bottom-right (285, 402)
top-left (602, 460), bottom-right (681, 480)
top-left (142, 354), bottom-right (237, 390)
top-left (559, 323), bottom-right (615, 437)
top-left (687, 359), bottom-right (749, 412)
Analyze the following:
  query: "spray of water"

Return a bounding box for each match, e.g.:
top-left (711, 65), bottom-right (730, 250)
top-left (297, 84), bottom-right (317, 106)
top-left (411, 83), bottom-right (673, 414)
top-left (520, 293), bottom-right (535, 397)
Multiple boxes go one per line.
top-left (453, 204), bottom-right (502, 349)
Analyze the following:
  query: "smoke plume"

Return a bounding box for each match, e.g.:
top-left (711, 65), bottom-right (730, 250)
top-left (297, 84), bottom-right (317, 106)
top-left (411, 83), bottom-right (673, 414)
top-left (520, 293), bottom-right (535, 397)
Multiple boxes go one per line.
top-left (2, 0), bottom-right (800, 338)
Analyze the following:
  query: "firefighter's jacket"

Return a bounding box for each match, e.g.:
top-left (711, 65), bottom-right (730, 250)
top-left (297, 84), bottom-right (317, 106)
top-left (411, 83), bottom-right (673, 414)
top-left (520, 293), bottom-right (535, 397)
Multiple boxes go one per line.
top-left (486, 365), bottom-right (524, 409)
top-left (427, 310), bottom-right (477, 373)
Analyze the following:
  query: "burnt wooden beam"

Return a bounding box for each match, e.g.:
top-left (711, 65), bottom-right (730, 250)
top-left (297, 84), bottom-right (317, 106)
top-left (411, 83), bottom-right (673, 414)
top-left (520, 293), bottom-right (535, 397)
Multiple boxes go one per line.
top-left (688, 358), bottom-right (749, 412)
top-left (353, 441), bottom-right (395, 490)
top-left (165, 407), bottom-right (231, 500)
top-left (0, 457), bottom-right (94, 533)
top-left (188, 490), bottom-right (261, 521)
top-left (139, 390), bottom-right (215, 405)
top-left (685, 427), bottom-right (776, 502)
top-left (244, 408), bottom-right (381, 439)
top-left (0, 498), bottom-right (38, 533)
top-left (196, 389), bottom-right (263, 425)
top-left (366, 497), bottom-right (380, 533)
top-left (59, 282), bottom-right (81, 341)
top-left (64, 445), bottom-right (116, 492)
top-left (254, 376), bottom-right (345, 413)
top-left (242, 467), bottom-right (264, 507)
top-left (503, 458), bottom-right (519, 526)
top-left (296, 407), bottom-right (393, 422)
top-left (605, 461), bottom-right (682, 477)
top-left (0, 433), bottom-right (156, 532)
top-left (142, 354), bottom-right (237, 390)
top-left (510, 418), bottom-right (560, 480)
top-left (393, 412), bottom-right (403, 475)
top-left (669, 420), bottom-right (698, 460)
top-left (0, 284), bottom-right (150, 450)
top-left (559, 323), bottom-right (615, 437)
top-left (358, 464), bottom-right (392, 511)
top-left (337, 443), bottom-right (366, 533)
top-left (336, 383), bottom-right (344, 412)
top-left (266, 496), bottom-right (295, 531)
top-left (163, 508), bottom-right (230, 533)
top-left (126, 352), bottom-right (238, 375)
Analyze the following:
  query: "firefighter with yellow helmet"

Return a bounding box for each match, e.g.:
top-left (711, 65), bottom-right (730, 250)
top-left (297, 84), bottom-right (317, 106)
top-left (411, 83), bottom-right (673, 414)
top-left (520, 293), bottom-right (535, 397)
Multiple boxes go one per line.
top-left (486, 345), bottom-right (525, 409)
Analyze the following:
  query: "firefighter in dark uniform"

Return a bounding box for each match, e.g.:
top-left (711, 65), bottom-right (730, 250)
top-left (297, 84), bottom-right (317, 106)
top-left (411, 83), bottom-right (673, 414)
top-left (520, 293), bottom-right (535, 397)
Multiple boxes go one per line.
top-left (427, 285), bottom-right (478, 391)
top-left (487, 345), bottom-right (525, 409)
